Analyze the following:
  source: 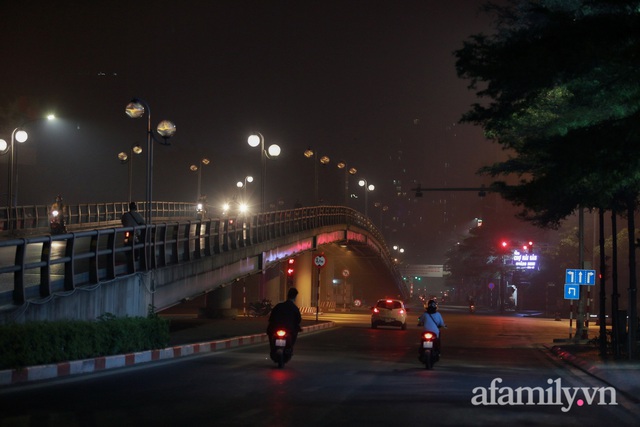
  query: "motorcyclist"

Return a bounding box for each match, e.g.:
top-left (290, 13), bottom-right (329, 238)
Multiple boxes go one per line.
top-left (267, 288), bottom-right (302, 349)
top-left (121, 202), bottom-right (145, 230)
top-left (419, 300), bottom-right (447, 355)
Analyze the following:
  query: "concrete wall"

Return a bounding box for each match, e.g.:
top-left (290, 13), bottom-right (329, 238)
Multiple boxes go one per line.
top-left (4, 274), bottom-right (152, 323)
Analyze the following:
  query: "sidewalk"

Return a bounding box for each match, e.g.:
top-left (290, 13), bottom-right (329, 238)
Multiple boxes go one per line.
top-left (548, 343), bottom-right (640, 399)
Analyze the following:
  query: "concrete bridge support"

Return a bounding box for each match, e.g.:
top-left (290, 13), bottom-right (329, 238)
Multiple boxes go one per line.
top-left (204, 285), bottom-right (235, 318)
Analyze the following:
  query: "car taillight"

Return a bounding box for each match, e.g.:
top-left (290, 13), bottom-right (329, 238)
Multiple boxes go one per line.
top-left (399, 309), bottom-right (405, 315)
top-left (373, 307), bottom-right (380, 313)
top-left (275, 329), bottom-right (287, 338)
top-left (423, 332), bottom-right (436, 340)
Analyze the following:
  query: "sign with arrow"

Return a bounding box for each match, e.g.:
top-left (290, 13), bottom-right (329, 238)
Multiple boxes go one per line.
top-left (565, 269), bottom-right (596, 286)
top-left (564, 284), bottom-right (580, 300)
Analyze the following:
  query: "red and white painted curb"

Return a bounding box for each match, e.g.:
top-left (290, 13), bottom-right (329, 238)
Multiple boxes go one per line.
top-left (0, 321), bottom-right (335, 387)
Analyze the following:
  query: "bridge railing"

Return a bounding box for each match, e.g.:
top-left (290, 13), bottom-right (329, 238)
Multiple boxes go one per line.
top-left (0, 201), bottom-right (197, 235)
top-left (0, 206), bottom-right (396, 317)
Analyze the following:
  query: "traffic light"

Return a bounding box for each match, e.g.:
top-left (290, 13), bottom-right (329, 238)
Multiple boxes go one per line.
top-left (499, 240), bottom-right (509, 252)
top-left (286, 258), bottom-right (295, 286)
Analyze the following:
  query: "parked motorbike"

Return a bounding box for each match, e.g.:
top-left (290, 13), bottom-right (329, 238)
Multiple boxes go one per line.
top-left (269, 328), bottom-right (293, 368)
top-left (418, 330), bottom-right (440, 369)
top-left (248, 299), bottom-right (272, 317)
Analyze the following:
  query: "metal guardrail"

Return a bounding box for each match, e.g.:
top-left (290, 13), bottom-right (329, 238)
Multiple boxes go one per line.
top-left (0, 201), bottom-right (197, 236)
top-left (0, 206), bottom-right (400, 312)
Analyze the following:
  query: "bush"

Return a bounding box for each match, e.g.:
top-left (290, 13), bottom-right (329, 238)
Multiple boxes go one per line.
top-left (0, 312), bottom-right (170, 370)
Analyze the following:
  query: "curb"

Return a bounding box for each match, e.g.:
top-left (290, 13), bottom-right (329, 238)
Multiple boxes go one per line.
top-left (548, 345), bottom-right (601, 375)
top-left (0, 321), bottom-right (335, 388)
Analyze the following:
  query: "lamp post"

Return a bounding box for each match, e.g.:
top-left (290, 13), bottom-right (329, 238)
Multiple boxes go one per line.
top-left (374, 202), bottom-right (389, 233)
top-left (304, 148), bottom-right (330, 205)
top-left (336, 161), bottom-right (357, 207)
top-left (125, 98), bottom-right (176, 224)
top-left (117, 144), bottom-right (143, 203)
top-left (1, 114), bottom-right (56, 231)
top-left (189, 158), bottom-right (210, 203)
top-left (358, 178), bottom-right (375, 218)
top-left (247, 133), bottom-right (281, 212)
top-left (236, 175), bottom-right (254, 203)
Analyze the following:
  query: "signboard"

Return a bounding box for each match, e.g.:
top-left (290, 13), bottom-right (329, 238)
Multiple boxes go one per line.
top-left (564, 284), bottom-right (580, 300)
top-left (314, 255), bottom-right (326, 268)
top-left (511, 251), bottom-right (539, 270)
top-left (565, 269), bottom-right (596, 285)
top-left (401, 264), bottom-right (443, 278)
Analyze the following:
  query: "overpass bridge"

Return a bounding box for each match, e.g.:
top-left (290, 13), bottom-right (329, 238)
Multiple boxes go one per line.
top-left (0, 204), bottom-right (406, 324)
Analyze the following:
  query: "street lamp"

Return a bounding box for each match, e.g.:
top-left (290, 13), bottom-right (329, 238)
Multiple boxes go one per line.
top-left (117, 144), bottom-right (143, 203)
top-left (247, 132), bottom-right (281, 212)
top-left (358, 178), bottom-right (375, 218)
top-left (125, 98), bottom-right (176, 224)
top-left (1, 114), bottom-right (56, 231)
top-left (189, 158), bottom-right (210, 203)
top-left (236, 175), bottom-right (254, 203)
top-left (336, 160), bottom-right (357, 207)
top-left (374, 201), bottom-right (389, 232)
top-left (304, 148), bottom-right (330, 205)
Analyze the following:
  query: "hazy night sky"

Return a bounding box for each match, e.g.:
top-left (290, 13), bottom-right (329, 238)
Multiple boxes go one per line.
top-left (1, 0), bottom-right (540, 263)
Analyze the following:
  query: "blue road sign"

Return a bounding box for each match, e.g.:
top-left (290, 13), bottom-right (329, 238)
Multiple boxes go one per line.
top-left (564, 284), bottom-right (580, 300)
top-left (565, 269), bottom-right (597, 285)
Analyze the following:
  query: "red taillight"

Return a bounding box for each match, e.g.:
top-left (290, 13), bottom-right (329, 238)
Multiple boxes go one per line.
top-left (373, 307), bottom-right (380, 313)
top-left (399, 309), bottom-right (405, 315)
top-left (423, 332), bottom-right (436, 340)
top-left (275, 329), bottom-right (287, 338)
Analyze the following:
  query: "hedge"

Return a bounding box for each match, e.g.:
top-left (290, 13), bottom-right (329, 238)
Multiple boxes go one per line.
top-left (0, 310), bottom-right (170, 370)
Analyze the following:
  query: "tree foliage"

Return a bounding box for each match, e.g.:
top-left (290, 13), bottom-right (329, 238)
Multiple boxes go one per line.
top-left (455, 0), bottom-right (640, 227)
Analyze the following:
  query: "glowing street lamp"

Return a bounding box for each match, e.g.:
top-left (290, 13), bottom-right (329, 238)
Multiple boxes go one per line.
top-left (236, 175), bottom-right (254, 203)
top-left (125, 98), bottom-right (176, 224)
top-left (189, 158), bottom-right (210, 203)
top-left (0, 114), bottom-right (56, 231)
top-left (247, 132), bottom-right (281, 211)
top-left (117, 144), bottom-right (143, 203)
top-left (336, 160), bottom-right (357, 207)
top-left (304, 148), bottom-right (330, 205)
top-left (358, 178), bottom-right (375, 218)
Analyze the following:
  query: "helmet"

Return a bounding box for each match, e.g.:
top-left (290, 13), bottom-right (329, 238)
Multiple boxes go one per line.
top-left (427, 299), bottom-right (438, 312)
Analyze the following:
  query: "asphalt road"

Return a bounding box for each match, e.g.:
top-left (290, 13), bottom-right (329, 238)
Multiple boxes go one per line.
top-left (1, 308), bottom-right (639, 427)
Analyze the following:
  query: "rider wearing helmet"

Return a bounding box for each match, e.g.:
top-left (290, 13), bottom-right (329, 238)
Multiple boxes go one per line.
top-left (419, 299), bottom-right (446, 338)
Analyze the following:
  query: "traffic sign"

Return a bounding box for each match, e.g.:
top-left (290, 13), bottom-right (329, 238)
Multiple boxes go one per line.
top-left (564, 284), bottom-right (580, 300)
top-left (565, 269), bottom-right (596, 285)
top-left (342, 269), bottom-right (350, 278)
top-left (314, 255), bottom-right (326, 268)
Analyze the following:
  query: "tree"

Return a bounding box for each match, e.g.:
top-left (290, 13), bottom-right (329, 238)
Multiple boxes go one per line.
top-left (455, 0), bottom-right (640, 356)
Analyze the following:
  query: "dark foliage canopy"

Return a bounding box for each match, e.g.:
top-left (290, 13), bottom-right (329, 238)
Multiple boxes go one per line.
top-left (455, 0), bottom-right (640, 227)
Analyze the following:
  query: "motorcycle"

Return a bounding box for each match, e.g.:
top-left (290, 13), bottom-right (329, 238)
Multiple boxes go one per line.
top-left (269, 328), bottom-right (293, 368)
top-left (49, 209), bottom-right (67, 235)
top-left (248, 299), bottom-right (272, 317)
top-left (418, 330), bottom-right (440, 369)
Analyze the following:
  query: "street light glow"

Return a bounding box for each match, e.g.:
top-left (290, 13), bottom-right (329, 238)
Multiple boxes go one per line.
top-left (15, 130), bottom-right (28, 143)
top-left (267, 144), bottom-right (281, 157)
top-left (248, 134), bottom-right (261, 147)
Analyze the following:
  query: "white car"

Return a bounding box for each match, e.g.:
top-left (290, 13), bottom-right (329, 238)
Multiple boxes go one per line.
top-left (371, 299), bottom-right (407, 330)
